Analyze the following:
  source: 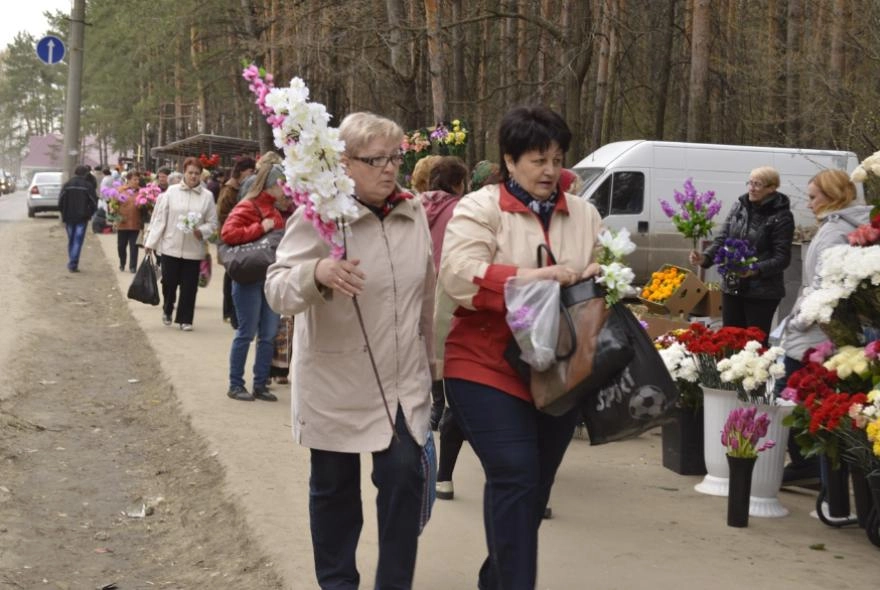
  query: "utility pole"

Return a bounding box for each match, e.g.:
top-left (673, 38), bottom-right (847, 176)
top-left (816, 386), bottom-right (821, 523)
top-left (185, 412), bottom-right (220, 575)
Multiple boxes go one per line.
top-left (61, 0), bottom-right (85, 180)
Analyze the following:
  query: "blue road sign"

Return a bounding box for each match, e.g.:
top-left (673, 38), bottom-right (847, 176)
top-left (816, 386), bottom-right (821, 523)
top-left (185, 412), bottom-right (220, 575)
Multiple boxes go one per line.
top-left (36, 35), bottom-right (65, 65)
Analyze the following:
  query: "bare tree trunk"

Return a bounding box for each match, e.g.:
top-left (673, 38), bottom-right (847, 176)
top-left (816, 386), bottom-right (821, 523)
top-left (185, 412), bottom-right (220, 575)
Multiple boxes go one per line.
top-left (450, 0), bottom-right (464, 111)
top-left (830, 0), bottom-right (847, 143)
top-left (591, 0), bottom-right (610, 149)
top-left (600, 0), bottom-right (620, 143)
top-left (652, 0), bottom-right (676, 139)
top-left (424, 0), bottom-right (447, 123)
top-left (687, 0), bottom-right (710, 142)
top-left (785, 0), bottom-right (803, 144)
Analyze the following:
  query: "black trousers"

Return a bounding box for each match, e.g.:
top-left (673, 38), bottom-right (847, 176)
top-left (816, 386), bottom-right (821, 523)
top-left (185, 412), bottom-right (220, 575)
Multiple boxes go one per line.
top-left (160, 255), bottom-right (201, 325)
top-left (721, 293), bottom-right (781, 345)
top-left (223, 272), bottom-right (237, 325)
top-left (117, 230), bottom-right (139, 270)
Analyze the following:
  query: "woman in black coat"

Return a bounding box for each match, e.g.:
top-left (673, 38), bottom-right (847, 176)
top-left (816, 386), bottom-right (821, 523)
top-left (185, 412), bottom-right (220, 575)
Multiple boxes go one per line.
top-left (689, 166), bottom-right (795, 340)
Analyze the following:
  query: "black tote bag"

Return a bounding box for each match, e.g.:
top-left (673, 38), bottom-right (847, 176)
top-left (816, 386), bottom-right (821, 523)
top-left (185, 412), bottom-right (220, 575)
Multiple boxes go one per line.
top-left (127, 252), bottom-right (160, 306)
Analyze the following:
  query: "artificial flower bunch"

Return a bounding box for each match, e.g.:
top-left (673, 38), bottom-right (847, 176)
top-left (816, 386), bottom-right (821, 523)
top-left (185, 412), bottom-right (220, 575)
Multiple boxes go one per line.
top-left (135, 182), bottom-right (161, 215)
top-left (640, 265), bottom-right (686, 302)
top-left (594, 228), bottom-right (636, 306)
top-left (242, 63), bottom-right (357, 258)
top-left (399, 128), bottom-right (432, 186)
top-left (716, 340), bottom-right (786, 403)
top-left (659, 178), bottom-right (722, 251)
top-left (713, 238), bottom-right (757, 286)
top-left (674, 323), bottom-right (767, 390)
top-left (176, 211), bottom-right (203, 234)
top-left (100, 181), bottom-right (127, 223)
top-left (722, 406), bottom-right (776, 458)
top-left (656, 340), bottom-right (702, 410)
top-left (199, 153), bottom-right (220, 170)
top-left (848, 390), bottom-right (880, 469)
top-left (430, 119), bottom-right (468, 157)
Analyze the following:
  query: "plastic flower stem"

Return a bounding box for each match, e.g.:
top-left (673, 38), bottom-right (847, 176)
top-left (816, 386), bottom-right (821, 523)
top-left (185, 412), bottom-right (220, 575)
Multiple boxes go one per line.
top-left (342, 221), bottom-right (399, 442)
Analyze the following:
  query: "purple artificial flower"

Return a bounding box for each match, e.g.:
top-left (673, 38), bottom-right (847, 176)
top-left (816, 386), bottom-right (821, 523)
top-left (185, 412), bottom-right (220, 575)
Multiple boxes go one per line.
top-left (508, 306), bottom-right (534, 331)
top-left (660, 199), bottom-right (675, 218)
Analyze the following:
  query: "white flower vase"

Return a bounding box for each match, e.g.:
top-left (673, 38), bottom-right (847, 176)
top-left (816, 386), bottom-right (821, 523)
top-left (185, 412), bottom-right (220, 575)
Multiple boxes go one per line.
top-left (748, 403), bottom-right (794, 518)
top-left (694, 387), bottom-right (740, 496)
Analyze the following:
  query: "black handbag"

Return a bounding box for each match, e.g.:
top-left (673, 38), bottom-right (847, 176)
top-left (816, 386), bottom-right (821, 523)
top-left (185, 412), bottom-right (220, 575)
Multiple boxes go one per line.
top-left (506, 245), bottom-right (635, 416)
top-left (218, 230), bottom-right (284, 284)
top-left (127, 252), bottom-right (160, 306)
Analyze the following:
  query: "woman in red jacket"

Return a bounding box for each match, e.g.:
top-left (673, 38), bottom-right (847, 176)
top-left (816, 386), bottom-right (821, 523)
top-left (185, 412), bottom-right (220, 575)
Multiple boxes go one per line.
top-left (220, 154), bottom-right (289, 402)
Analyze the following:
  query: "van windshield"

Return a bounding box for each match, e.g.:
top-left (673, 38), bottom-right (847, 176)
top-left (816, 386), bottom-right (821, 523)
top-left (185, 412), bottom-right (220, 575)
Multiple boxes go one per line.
top-left (571, 167), bottom-right (603, 196)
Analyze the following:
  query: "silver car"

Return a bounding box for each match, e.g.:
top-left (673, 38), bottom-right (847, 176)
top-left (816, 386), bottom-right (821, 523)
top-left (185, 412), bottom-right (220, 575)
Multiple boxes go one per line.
top-left (26, 171), bottom-right (63, 217)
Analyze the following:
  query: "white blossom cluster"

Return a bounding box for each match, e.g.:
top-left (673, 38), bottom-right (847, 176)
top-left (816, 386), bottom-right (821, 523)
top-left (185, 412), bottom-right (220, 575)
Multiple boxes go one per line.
top-left (658, 342), bottom-right (699, 382)
top-left (850, 150), bottom-right (880, 183)
top-left (594, 228), bottom-right (637, 306)
top-left (794, 244), bottom-right (880, 326)
top-left (717, 340), bottom-right (786, 400)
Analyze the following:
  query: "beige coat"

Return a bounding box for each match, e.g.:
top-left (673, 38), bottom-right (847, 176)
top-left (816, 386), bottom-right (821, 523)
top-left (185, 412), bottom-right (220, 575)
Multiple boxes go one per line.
top-left (264, 198), bottom-right (435, 453)
top-left (144, 183), bottom-right (217, 260)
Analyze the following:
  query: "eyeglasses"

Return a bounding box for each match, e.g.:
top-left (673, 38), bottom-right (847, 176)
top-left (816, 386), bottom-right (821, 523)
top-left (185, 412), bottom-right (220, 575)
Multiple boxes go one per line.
top-left (350, 152), bottom-right (405, 168)
top-left (746, 180), bottom-right (765, 189)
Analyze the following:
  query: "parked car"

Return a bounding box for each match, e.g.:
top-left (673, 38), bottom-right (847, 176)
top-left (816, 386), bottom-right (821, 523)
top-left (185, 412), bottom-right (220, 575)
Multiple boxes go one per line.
top-left (26, 171), bottom-right (64, 217)
top-left (0, 171), bottom-right (13, 194)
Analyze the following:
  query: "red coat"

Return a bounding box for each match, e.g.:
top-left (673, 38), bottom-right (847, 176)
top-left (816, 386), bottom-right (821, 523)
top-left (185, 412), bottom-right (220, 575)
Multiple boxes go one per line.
top-left (220, 192), bottom-right (284, 245)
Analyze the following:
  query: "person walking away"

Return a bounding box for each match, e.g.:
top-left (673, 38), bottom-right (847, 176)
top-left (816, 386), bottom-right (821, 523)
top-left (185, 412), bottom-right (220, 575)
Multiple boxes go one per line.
top-left (689, 166), bottom-right (794, 342)
top-left (144, 157), bottom-right (217, 331)
top-left (439, 105), bottom-right (602, 589)
top-left (265, 112), bottom-right (435, 590)
top-left (778, 169), bottom-right (871, 487)
top-left (420, 156), bottom-right (469, 500)
top-left (59, 165), bottom-right (98, 273)
top-left (220, 154), bottom-right (287, 402)
top-left (115, 170), bottom-right (144, 273)
top-left (217, 156), bottom-right (258, 328)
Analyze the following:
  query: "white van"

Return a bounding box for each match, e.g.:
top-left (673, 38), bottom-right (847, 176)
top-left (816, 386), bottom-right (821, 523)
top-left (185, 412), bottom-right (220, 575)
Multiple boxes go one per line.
top-left (571, 140), bottom-right (861, 283)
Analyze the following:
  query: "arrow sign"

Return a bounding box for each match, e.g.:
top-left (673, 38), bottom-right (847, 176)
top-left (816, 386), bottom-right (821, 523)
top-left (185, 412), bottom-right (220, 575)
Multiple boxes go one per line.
top-left (36, 35), bottom-right (65, 65)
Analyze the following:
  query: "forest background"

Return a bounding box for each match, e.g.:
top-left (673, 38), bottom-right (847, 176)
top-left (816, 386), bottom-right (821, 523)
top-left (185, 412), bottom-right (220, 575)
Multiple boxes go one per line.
top-left (1, 0), bottom-right (879, 176)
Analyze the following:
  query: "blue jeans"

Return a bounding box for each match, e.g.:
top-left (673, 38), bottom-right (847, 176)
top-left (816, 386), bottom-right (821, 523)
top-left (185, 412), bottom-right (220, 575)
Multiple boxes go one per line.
top-left (445, 378), bottom-right (579, 590)
top-left (309, 406), bottom-right (423, 590)
top-left (65, 222), bottom-right (87, 270)
top-left (229, 280), bottom-right (280, 389)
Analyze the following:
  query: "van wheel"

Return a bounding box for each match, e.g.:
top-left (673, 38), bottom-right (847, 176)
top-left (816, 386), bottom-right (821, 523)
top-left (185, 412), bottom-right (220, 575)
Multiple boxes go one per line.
top-left (27, 207), bottom-right (34, 218)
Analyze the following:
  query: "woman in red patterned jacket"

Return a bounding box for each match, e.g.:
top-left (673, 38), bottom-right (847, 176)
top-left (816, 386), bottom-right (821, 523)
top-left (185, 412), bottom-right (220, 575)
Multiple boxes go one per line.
top-left (220, 153), bottom-right (290, 402)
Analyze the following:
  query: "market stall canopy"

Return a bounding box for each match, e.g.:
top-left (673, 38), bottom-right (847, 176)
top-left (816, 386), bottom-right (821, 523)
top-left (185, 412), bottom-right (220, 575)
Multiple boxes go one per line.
top-left (150, 133), bottom-right (260, 162)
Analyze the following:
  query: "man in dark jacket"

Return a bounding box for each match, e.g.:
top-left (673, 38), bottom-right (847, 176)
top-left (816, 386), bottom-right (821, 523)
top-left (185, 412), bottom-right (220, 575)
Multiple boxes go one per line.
top-left (59, 165), bottom-right (98, 272)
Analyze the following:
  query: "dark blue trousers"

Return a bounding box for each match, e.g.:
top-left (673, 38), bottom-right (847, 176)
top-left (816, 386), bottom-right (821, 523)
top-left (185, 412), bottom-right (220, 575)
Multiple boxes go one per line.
top-left (309, 406), bottom-right (423, 590)
top-left (445, 378), bottom-right (579, 590)
top-left (65, 222), bottom-right (86, 270)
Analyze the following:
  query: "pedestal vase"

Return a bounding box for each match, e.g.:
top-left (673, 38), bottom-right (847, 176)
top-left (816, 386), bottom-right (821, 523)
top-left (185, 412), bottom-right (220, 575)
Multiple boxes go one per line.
top-left (749, 403), bottom-right (793, 518)
top-left (694, 387), bottom-right (739, 496)
top-left (727, 455), bottom-right (756, 527)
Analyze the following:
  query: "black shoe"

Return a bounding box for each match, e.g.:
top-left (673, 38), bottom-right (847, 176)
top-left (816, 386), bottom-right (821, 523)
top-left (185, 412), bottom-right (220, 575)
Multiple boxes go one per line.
top-left (227, 385), bottom-right (254, 401)
top-left (543, 506), bottom-right (552, 519)
top-left (130, 267), bottom-right (137, 274)
top-left (430, 404), bottom-right (443, 431)
top-left (781, 462), bottom-right (821, 489)
top-left (253, 384), bottom-right (278, 402)
top-left (119, 264), bottom-right (125, 271)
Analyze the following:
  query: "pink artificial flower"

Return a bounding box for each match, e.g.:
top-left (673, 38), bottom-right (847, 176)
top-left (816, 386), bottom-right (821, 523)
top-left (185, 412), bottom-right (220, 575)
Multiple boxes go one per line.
top-left (865, 340), bottom-right (880, 360)
top-left (807, 341), bottom-right (835, 364)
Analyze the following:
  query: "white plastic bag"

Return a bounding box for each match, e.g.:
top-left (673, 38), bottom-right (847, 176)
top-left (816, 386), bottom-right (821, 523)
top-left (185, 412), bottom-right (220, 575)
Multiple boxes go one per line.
top-left (504, 277), bottom-right (560, 371)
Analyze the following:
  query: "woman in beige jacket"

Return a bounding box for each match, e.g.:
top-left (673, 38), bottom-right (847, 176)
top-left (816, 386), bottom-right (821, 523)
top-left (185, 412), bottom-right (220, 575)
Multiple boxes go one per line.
top-left (264, 112), bottom-right (434, 590)
top-left (439, 105), bottom-right (602, 590)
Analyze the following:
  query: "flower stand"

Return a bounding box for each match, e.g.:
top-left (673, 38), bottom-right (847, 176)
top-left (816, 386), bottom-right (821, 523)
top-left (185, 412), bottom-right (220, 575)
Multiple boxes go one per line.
top-left (726, 454), bottom-right (756, 527)
top-left (695, 387), bottom-right (739, 496)
top-left (748, 403), bottom-right (793, 518)
top-left (661, 407), bottom-right (706, 476)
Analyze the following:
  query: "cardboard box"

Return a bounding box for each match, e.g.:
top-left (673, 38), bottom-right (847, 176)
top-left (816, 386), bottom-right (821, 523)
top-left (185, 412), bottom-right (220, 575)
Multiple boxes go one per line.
top-left (642, 313), bottom-right (693, 339)
top-left (692, 289), bottom-right (723, 317)
top-left (639, 265), bottom-right (706, 316)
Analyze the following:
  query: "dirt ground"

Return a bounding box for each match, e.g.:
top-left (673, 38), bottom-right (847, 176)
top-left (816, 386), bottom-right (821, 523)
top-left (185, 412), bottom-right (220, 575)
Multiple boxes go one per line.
top-left (0, 219), bottom-right (284, 588)
top-left (1, 199), bottom-right (879, 590)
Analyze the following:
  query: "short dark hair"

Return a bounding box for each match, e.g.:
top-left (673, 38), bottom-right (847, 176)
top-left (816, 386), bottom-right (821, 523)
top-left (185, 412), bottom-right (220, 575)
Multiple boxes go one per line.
top-left (74, 164), bottom-right (91, 177)
top-left (428, 156), bottom-right (469, 195)
top-left (157, 166), bottom-right (173, 176)
top-left (232, 157), bottom-right (256, 179)
top-left (498, 106), bottom-right (571, 182)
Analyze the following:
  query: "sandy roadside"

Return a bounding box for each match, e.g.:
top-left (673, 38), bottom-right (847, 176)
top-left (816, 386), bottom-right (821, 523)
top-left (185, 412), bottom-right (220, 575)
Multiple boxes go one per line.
top-left (94, 231), bottom-right (879, 590)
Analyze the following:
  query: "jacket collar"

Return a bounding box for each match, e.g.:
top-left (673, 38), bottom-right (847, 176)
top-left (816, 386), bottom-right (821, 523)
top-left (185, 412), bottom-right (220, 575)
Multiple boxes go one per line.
top-left (498, 182), bottom-right (570, 214)
top-left (351, 191), bottom-right (418, 223)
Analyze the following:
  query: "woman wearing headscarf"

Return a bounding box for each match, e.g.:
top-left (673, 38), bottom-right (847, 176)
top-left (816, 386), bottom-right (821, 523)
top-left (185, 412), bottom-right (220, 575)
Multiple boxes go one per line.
top-left (264, 112), bottom-right (435, 589)
top-left (439, 105), bottom-right (602, 589)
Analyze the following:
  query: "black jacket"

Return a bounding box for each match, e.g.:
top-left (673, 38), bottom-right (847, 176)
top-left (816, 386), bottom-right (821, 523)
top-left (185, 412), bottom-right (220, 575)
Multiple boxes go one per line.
top-left (701, 191), bottom-right (795, 299)
top-left (59, 175), bottom-right (98, 224)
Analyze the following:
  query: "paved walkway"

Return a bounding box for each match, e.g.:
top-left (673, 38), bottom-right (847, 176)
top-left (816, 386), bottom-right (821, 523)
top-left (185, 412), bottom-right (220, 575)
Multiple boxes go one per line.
top-left (96, 233), bottom-right (878, 590)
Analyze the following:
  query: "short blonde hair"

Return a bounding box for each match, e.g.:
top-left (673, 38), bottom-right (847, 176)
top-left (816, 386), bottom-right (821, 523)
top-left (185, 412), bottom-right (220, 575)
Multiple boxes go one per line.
top-left (810, 169), bottom-right (857, 217)
top-left (411, 155), bottom-right (441, 193)
top-left (339, 112), bottom-right (404, 158)
top-left (750, 166), bottom-right (780, 190)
